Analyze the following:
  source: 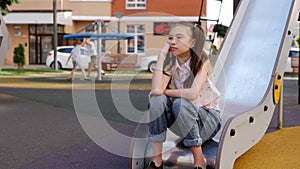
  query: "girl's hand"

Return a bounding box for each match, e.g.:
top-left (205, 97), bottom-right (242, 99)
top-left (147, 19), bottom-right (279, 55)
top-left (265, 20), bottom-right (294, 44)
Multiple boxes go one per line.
top-left (148, 89), bottom-right (163, 99)
top-left (148, 90), bottom-right (156, 100)
top-left (160, 41), bottom-right (170, 58)
top-left (148, 91), bottom-right (153, 100)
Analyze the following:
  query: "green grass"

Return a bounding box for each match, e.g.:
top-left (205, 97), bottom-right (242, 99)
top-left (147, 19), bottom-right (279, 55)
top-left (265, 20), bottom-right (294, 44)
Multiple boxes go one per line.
top-left (0, 68), bottom-right (66, 76)
top-left (284, 72), bottom-right (299, 78)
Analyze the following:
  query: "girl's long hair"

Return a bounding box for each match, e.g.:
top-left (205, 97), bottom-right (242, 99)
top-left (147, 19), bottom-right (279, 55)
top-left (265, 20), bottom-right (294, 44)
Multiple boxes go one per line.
top-left (163, 22), bottom-right (208, 88)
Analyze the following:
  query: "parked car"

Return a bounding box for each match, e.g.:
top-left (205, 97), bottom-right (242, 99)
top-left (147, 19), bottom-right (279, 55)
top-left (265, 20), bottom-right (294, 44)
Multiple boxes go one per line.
top-left (46, 46), bottom-right (90, 69)
top-left (286, 47), bottom-right (299, 73)
top-left (137, 55), bottom-right (158, 73)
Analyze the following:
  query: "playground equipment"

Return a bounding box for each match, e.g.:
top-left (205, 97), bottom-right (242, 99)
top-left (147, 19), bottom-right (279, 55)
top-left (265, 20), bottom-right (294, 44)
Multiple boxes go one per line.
top-left (63, 20), bottom-right (134, 80)
top-left (129, 0), bottom-right (300, 168)
top-left (0, 13), bottom-right (11, 69)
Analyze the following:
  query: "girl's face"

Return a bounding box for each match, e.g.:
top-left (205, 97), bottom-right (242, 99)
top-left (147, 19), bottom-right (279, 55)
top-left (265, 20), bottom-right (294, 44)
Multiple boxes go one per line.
top-left (168, 25), bottom-right (195, 57)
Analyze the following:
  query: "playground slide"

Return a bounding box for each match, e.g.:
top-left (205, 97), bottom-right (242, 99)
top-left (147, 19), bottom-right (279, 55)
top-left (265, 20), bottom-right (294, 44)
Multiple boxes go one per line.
top-left (213, 0), bottom-right (299, 168)
top-left (129, 0), bottom-right (300, 168)
top-left (0, 14), bottom-right (11, 68)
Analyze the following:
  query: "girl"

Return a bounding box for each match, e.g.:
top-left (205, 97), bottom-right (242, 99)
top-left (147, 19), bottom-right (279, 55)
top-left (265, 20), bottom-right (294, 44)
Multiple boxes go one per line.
top-left (146, 22), bottom-right (221, 169)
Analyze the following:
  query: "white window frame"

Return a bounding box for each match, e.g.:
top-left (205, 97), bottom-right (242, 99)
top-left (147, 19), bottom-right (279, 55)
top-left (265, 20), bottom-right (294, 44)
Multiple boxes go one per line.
top-left (126, 0), bottom-right (146, 10)
top-left (126, 24), bottom-right (145, 54)
top-left (14, 25), bottom-right (21, 36)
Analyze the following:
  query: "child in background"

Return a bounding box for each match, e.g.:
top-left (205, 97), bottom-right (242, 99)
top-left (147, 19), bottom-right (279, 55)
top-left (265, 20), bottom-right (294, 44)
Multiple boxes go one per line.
top-left (66, 40), bottom-right (89, 81)
top-left (83, 38), bottom-right (106, 78)
top-left (83, 38), bottom-right (98, 78)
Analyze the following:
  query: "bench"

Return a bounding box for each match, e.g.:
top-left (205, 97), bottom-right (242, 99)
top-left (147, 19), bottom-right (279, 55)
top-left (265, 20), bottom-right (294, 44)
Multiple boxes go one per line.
top-left (291, 56), bottom-right (299, 74)
top-left (101, 53), bottom-right (137, 71)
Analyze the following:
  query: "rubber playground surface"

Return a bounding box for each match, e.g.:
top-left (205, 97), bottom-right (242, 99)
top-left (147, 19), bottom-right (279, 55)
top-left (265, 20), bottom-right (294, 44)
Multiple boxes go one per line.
top-left (0, 72), bottom-right (299, 169)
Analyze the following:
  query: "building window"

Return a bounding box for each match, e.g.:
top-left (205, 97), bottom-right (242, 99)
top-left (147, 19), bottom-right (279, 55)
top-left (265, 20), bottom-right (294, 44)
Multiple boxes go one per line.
top-left (29, 25), bottom-right (64, 34)
top-left (126, 0), bottom-right (146, 9)
top-left (14, 25), bottom-right (21, 36)
top-left (126, 25), bottom-right (145, 54)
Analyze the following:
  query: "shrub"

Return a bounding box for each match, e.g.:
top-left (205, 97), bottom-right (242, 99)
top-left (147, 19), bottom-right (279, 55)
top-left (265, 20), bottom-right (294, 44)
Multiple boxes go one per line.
top-left (295, 36), bottom-right (300, 47)
top-left (13, 43), bottom-right (25, 69)
top-left (213, 24), bottom-right (228, 38)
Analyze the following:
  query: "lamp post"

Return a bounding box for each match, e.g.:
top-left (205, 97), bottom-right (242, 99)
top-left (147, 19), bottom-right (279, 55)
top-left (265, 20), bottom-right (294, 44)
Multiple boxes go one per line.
top-left (53, 0), bottom-right (58, 70)
top-left (298, 21), bottom-right (300, 104)
top-left (114, 12), bottom-right (123, 53)
top-left (96, 21), bottom-right (103, 81)
top-left (234, 0), bottom-right (240, 14)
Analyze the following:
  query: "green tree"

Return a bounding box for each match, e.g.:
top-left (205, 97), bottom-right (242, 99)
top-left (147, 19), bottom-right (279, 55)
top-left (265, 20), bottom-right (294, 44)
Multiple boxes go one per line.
top-left (13, 43), bottom-right (25, 69)
top-left (0, 0), bottom-right (19, 15)
top-left (213, 24), bottom-right (229, 38)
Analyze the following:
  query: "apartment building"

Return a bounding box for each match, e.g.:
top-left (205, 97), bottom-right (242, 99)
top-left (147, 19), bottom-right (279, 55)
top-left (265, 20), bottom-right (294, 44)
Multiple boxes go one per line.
top-left (3, 0), bottom-right (206, 66)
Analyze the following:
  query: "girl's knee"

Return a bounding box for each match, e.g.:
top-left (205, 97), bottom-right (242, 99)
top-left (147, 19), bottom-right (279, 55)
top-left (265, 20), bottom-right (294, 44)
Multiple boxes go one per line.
top-left (172, 98), bottom-right (193, 113)
top-left (148, 95), bottom-right (169, 115)
top-left (149, 94), bottom-right (168, 106)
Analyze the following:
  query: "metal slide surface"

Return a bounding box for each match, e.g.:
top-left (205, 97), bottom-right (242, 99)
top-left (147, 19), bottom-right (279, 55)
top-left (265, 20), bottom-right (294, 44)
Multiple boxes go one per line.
top-left (215, 0), bottom-right (297, 117)
top-left (213, 0), bottom-right (300, 168)
top-left (129, 0), bottom-right (300, 168)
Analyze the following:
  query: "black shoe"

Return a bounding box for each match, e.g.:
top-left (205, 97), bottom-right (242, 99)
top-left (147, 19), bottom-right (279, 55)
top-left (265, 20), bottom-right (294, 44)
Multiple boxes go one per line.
top-left (194, 166), bottom-right (203, 169)
top-left (144, 161), bottom-right (163, 169)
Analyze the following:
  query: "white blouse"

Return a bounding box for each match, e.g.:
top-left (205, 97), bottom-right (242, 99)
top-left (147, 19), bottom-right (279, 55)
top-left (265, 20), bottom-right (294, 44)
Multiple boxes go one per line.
top-left (171, 57), bottom-right (221, 110)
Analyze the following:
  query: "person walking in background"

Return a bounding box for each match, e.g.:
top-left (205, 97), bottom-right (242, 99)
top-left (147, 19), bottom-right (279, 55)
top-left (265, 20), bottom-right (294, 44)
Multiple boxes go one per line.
top-left (83, 38), bottom-right (98, 78)
top-left (83, 38), bottom-right (105, 78)
top-left (66, 40), bottom-right (89, 81)
top-left (146, 22), bottom-right (221, 169)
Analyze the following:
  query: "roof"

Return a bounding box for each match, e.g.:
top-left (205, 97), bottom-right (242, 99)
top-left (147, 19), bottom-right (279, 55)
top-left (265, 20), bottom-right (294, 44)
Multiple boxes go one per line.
top-left (3, 11), bottom-right (72, 25)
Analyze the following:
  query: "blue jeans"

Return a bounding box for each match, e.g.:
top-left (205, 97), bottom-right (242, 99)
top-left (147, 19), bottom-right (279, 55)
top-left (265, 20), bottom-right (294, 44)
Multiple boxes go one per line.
top-left (148, 95), bottom-right (221, 147)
